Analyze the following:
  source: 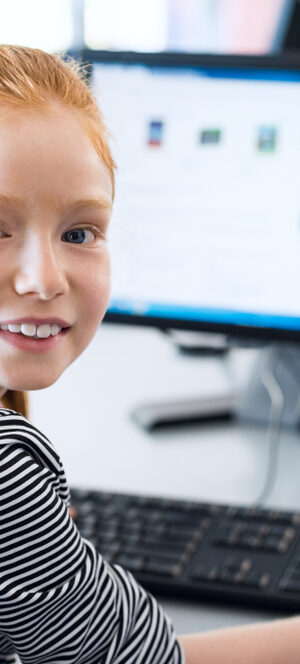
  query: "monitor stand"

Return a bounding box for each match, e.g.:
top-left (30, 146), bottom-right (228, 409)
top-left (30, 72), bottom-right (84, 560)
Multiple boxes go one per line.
top-left (131, 342), bottom-right (300, 430)
top-left (235, 342), bottom-right (300, 428)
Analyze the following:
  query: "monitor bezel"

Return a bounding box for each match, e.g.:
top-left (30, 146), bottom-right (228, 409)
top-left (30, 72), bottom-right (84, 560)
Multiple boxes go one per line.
top-left (79, 49), bottom-right (300, 344)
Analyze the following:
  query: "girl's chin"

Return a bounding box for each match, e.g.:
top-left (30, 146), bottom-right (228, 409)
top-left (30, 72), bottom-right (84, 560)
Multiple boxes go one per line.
top-left (3, 373), bottom-right (63, 392)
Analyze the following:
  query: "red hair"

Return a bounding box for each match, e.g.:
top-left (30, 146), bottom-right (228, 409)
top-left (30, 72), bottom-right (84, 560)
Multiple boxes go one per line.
top-left (0, 44), bottom-right (116, 418)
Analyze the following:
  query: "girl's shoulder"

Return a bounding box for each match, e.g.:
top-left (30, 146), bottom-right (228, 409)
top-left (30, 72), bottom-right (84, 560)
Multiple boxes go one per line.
top-left (0, 407), bottom-right (70, 506)
top-left (0, 407), bottom-right (64, 478)
top-left (0, 407), bottom-right (20, 416)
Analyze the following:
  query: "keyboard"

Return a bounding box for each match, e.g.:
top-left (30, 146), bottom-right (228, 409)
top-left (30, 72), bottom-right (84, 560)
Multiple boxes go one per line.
top-left (70, 487), bottom-right (300, 612)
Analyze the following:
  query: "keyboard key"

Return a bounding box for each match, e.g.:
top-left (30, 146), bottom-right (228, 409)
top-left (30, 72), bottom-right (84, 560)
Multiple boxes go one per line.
top-left (97, 542), bottom-right (121, 559)
top-left (284, 527), bottom-right (296, 539)
top-left (77, 500), bottom-right (95, 515)
top-left (242, 572), bottom-right (271, 589)
top-left (220, 556), bottom-right (241, 571)
top-left (240, 558), bottom-right (253, 573)
top-left (97, 518), bottom-right (120, 530)
top-left (142, 534), bottom-right (187, 552)
top-left (191, 565), bottom-right (219, 582)
top-left (98, 529), bottom-right (120, 543)
top-left (267, 510), bottom-right (294, 525)
top-left (123, 544), bottom-right (182, 562)
top-left (94, 492), bottom-right (115, 505)
top-left (152, 524), bottom-right (197, 541)
top-left (144, 560), bottom-right (181, 577)
top-left (263, 536), bottom-right (284, 553)
top-left (218, 569), bottom-right (240, 584)
top-left (115, 555), bottom-right (145, 572)
top-left (239, 534), bottom-right (261, 550)
top-left (288, 572), bottom-right (300, 585)
top-left (213, 527), bottom-right (232, 545)
top-left (280, 579), bottom-right (300, 593)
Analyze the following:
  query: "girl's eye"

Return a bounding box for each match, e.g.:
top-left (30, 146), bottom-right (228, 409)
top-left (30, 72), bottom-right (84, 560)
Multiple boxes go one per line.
top-left (62, 228), bottom-right (96, 244)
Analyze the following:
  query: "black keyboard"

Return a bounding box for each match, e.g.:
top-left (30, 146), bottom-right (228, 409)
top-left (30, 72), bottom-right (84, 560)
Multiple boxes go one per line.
top-left (70, 487), bottom-right (300, 612)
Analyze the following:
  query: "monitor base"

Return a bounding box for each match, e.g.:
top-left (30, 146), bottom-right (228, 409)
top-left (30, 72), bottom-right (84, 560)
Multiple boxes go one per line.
top-left (131, 393), bottom-right (236, 430)
top-left (131, 344), bottom-right (300, 431)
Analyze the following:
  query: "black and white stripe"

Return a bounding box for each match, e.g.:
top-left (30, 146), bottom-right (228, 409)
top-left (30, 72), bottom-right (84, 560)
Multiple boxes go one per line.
top-left (0, 409), bottom-right (184, 663)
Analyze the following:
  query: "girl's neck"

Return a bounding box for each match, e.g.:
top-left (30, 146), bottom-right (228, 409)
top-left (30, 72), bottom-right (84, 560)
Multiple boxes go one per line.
top-left (0, 387), bottom-right (6, 408)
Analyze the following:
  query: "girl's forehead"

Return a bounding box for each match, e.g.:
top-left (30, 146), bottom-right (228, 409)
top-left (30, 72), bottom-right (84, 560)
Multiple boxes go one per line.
top-left (0, 101), bottom-right (114, 200)
top-left (0, 105), bottom-right (113, 202)
top-left (0, 103), bottom-right (96, 159)
top-left (0, 102), bottom-right (86, 138)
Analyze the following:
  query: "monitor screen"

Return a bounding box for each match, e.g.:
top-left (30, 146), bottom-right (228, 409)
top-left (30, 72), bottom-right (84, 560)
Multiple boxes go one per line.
top-left (83, 51), bottom-right (300, 342)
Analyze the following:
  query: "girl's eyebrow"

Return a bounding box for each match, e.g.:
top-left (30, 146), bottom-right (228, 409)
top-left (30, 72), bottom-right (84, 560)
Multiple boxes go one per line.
top-left (0, 193), bottom-right (22, 209)
top-left (0, 193), bottom-right (112, 214)
top-left (61, 197), bottom-right (113, 215)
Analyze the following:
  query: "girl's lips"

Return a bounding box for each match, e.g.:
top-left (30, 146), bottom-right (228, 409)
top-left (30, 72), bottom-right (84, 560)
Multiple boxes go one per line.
top-left (0, 317), bottom-right (70, 327)
top-left (0, 327), bottom-right (70, 352)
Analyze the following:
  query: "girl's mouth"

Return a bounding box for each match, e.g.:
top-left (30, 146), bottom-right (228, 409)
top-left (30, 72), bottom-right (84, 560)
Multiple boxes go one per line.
top-left (0, 327), bottom-right (70, 352)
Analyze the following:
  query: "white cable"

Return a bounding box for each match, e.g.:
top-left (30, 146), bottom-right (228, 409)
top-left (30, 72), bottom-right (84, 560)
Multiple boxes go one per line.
top-left (253, 345), bottom-right (285, 506)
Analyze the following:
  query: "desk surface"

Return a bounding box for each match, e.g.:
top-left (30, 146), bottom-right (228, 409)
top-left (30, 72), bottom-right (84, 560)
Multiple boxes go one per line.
top-left (29, 323), bottom-right (300, 634)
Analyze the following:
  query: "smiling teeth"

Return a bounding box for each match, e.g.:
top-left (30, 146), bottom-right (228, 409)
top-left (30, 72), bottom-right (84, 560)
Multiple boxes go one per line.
top-left (0, 323), bottom-right (62, 338)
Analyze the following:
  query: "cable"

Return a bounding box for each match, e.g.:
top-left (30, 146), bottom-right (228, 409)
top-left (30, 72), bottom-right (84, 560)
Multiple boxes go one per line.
top-left (253, 345), bottom-right (285, 506)
top-left (282, 346), bottom-right (300, 426)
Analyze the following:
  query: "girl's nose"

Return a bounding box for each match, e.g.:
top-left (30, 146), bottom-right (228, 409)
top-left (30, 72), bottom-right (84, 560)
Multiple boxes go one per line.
top-left (13, 235), bottom-right (69, 300)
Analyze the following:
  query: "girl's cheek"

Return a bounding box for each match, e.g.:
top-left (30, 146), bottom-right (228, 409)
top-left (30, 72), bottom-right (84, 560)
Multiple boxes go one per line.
top-left (81, 259), bottom-right (111, 317)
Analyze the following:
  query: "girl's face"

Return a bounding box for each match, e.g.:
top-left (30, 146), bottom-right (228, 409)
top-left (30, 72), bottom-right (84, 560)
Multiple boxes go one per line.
top-left (0, 104), bottom-right (113, 393)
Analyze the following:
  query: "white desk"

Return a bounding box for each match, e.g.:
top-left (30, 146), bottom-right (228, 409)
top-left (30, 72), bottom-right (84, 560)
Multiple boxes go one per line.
top-left (29, 323), bottom-right (300, 634)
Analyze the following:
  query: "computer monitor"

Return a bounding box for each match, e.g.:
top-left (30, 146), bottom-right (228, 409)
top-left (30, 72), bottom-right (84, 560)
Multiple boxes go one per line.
top-left (272, 0), bottom-right (298, 51)
top-left (276, 0), bottom-right (300, 51)
top-left (80, 50), bottom-right (300, 346)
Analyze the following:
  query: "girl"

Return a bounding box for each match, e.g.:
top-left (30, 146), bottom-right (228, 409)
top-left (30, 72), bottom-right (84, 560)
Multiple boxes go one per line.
top-left (0, 44), bottom-right (299, 664)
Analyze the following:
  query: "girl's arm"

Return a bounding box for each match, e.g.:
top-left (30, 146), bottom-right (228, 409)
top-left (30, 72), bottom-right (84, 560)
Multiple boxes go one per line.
top-left (0, 635), bottom-right (17, 663)
top-left (0, 407), bottom-right (183, 664)
top-left (179, 615), bottom-right (300, 664)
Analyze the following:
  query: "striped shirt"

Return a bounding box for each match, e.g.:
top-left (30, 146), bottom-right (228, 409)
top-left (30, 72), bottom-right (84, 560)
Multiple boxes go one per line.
top-left (0, 408), bottom-right (184, 664)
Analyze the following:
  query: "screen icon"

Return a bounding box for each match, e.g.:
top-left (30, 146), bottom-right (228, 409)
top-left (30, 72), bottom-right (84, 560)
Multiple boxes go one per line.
top-left (257, 126), bottom-right (278, 153)
top-left (147, 120), bottom-right (164, 146)
top-left (200, 128), bottom-right (222, 145)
